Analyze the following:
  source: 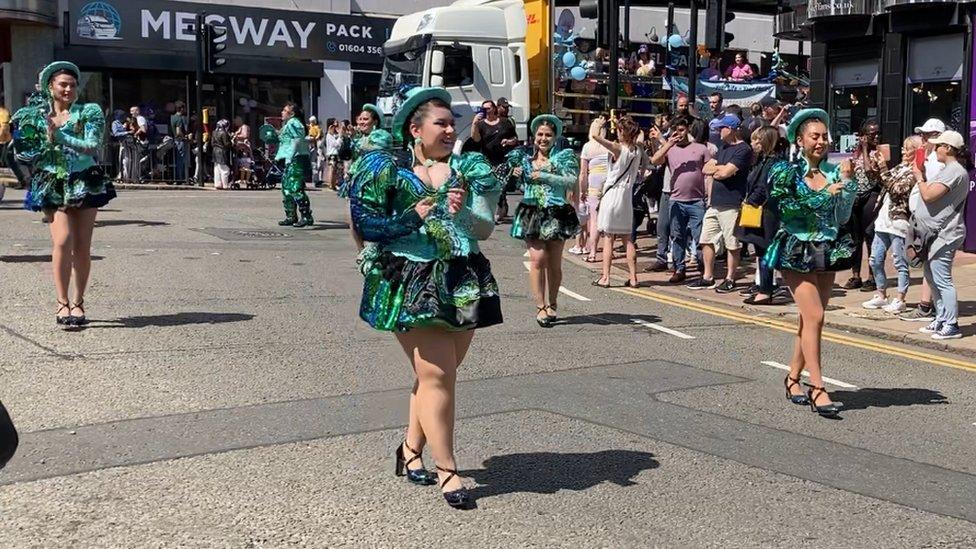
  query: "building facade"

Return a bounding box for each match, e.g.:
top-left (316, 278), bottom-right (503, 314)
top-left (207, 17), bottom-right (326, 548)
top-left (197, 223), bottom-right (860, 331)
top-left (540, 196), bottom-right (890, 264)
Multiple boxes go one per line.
top-left (776, 0), bottom-right (975, 156)
top-left (0, 0), bottom-right (457, 125)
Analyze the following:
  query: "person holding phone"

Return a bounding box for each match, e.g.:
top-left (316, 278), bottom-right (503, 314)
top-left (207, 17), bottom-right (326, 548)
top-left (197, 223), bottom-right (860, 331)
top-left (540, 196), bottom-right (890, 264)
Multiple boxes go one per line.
top-left (471, 100), bottom-right (518, 220)
top-left (843, 119), bottom-right (886, 291)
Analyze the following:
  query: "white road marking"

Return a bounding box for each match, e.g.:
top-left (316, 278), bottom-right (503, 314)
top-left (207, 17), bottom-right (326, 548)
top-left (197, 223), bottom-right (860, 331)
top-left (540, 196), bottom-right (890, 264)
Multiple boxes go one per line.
top-left (760, 361), bottom-right (859, 389)
top-left (522, 261), bottom-right (591, 302)
top-left (631, 318), bottom-right (696, 340)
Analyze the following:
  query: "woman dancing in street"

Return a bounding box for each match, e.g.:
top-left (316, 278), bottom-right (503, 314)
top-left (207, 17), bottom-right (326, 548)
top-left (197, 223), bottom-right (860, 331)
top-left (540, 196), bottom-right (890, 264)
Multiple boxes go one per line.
top-left (508, 115), bottom-right (580, 327)
top-left (11, 61), bottom-right (117, 327)
top-left (276, 102), bottom-right (313, 228)
top-left (764, 109), bottom-right (855, 418)
top-left (343, 103), bottom-right (394, 250)
top-left (348, 87), bottom-right (502, 509)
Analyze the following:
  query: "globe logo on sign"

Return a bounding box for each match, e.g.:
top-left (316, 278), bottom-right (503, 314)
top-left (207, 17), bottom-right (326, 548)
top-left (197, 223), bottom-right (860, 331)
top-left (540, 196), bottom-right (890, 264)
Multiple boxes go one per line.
top-left (77, 2), bottom-right (122, 41)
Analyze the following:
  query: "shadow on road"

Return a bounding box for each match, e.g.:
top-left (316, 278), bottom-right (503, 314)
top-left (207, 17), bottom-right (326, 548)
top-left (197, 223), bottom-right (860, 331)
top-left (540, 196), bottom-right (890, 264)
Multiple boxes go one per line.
top-left (830, 387), bottom-right (949, 411)
top-left (0, 255), bottom-right (104, 263)
top-left (555, 313), bottom-right (662, 327)
top-left (94, 312), bottom-right (255, 329)
top-left (95, 219), bottom-right (170, 227)
top-left (463, 450), bottom-right (659, 500)
top-left (301, 221), bottom-right (349, 231)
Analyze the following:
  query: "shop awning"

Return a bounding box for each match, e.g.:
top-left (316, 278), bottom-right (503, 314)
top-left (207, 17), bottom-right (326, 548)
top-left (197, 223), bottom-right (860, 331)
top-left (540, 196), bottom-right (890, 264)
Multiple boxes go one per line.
top-left (0, 0), bottom-right (57, 25)
top-left (56, 47), bottom-right (324, 79)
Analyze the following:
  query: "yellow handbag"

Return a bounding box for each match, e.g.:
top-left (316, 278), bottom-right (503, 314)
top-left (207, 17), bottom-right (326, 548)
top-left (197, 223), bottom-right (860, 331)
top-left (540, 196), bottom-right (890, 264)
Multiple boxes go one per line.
top-left (739, 202), bottom-right (763, 229)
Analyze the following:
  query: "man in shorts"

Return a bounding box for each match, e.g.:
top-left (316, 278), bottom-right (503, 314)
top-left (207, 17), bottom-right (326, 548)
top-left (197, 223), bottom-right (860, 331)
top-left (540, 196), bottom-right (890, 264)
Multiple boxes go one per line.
top-left (694, 114), bottom-right (753, 292)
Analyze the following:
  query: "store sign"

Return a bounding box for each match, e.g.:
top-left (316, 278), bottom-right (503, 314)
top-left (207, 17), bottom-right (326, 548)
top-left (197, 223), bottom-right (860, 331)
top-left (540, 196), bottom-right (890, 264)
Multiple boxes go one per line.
top-left (965, 14), bottom-right (976, 253)
top-left (807, 0), bottom-right (875, 19)
top-left (882, 0), bottom-right (960, 8)
top-left (68, 0), bottom-right (395, 65)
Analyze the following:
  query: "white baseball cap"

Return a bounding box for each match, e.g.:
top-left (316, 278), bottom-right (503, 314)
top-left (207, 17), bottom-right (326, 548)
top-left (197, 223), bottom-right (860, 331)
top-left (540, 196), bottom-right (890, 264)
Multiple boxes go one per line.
top-left (927, 130), bottom-right (965, 150)
top-left (914, 118), bottom-right (946, 134)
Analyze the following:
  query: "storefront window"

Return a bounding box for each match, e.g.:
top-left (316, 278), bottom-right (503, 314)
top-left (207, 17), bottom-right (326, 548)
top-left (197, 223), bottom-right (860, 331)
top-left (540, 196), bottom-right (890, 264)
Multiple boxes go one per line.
top-left (351, 71), bottom-right (381, 120)
top-left (110, 73), bottom-right (189, 136)
top-left (907, 35), bottom-right (965, 132)
top-left (829, 60), bottom-right (879, 152)
top-left (77, 72), bottom-right (109, 109)
top-left (232, 77), bottom-right (309, 130)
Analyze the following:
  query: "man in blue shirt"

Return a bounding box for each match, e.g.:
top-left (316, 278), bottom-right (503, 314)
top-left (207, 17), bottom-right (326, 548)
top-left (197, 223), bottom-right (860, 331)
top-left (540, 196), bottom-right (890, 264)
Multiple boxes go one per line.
top-left (692, 114), bottom-right (753, 293)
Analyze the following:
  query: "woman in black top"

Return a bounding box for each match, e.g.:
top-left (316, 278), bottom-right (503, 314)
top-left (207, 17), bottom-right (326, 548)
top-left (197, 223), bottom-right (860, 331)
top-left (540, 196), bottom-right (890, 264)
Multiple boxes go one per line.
top-left (736, 125), bottom-right (782, 305)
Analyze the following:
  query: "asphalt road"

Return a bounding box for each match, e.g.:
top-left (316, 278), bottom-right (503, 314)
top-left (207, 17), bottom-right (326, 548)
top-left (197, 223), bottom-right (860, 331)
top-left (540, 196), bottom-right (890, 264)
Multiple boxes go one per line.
top-left (1, 188), bottom-right (975, 548)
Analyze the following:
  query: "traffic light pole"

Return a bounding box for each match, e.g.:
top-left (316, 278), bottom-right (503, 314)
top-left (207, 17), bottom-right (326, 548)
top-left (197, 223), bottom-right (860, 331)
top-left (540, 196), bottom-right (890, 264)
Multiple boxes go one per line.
top-left (688, 0), bottom-right (699, 112)
top-left (608, 0), bottom-right (619, 118)
top-left (194, 13), bottom-right (205, 187)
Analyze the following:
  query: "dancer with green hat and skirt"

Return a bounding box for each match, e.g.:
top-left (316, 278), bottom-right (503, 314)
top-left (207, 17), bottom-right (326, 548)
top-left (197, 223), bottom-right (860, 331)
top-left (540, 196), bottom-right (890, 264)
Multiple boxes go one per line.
top-left (507, 114), bottom-right (580, 327)
top-left (11, 61), bottom-right (117, 327)
top-left (347, 87), bottom-right (503, 509)
top-left (765, 108), bottom-right (855, 418)
top-left (275, 101), bottom-right (314, 228)
top-left (341, 103), bottom-right (394, 250)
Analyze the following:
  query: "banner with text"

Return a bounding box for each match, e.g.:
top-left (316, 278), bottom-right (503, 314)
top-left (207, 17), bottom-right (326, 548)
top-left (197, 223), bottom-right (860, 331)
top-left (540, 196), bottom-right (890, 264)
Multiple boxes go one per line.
top-left (68, 0), bottom-right (395, 65)
top-left (668, 78), bottom-right (776, 113)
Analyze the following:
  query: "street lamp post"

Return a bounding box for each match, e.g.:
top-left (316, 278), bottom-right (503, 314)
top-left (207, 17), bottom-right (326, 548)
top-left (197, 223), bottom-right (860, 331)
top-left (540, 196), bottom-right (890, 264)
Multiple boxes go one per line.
top-left (688, 0), bottom-right (699, 110)
top-left (608, 0), bottom-right (619, 118)
top-left (194, 13), bottom-right (205, 187)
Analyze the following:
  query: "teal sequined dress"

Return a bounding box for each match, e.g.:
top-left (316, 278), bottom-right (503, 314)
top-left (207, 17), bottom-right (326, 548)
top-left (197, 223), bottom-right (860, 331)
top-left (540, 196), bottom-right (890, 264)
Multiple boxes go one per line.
top-left (350, 150), bottom-right (503, 332)
top-left (338, 128), bottom-right (394, 199)
top-left (11, 99), bottom-right (116, 211)
top-left (507, 147), bottom-right (580, 241)
top-left (763, 158), bottom-right (857, 273)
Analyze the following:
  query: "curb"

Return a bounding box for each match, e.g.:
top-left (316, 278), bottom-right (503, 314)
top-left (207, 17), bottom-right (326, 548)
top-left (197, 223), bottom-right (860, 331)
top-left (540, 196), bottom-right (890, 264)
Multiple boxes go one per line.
top-left (565, 253), bottom-right (976, 361)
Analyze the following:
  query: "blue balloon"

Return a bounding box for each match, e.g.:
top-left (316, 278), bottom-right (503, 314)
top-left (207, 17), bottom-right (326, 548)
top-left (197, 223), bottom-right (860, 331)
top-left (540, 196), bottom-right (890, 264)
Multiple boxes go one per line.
top-left (570, 65), bottom-right (587, 81)
top-left (562, 52), bottom-right (577, 68)
top-left (667, 34), bottom-right (685, 49)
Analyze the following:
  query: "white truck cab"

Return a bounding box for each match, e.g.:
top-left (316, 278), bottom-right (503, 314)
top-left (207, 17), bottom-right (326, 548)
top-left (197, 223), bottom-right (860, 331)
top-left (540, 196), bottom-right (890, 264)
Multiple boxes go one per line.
top-left (377, 0), bottom-right (531, 142)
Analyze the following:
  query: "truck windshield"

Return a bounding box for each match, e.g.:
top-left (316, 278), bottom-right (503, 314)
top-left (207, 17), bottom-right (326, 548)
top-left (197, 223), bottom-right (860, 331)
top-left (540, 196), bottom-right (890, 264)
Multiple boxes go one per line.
top-left (379, 46), bottom-right (426, 97)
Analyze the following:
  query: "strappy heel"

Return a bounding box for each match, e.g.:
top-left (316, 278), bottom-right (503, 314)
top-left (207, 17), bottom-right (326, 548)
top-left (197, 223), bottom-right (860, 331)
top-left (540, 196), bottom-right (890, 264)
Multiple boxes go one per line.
top-left (783, 375), bottom-right (810, 405)
top-left (69, 299), bottom-right (88, 326)
top-left (436, 465), bottom-right (472, 509)
top-left (546, 303), bottom-right (557, 322)
top-left (55, 300), bottom-right (72, 326)
top-left (394, 442), bottom-right (436, 486)
top-left (805, 383), bottom-right (842, 418)
top-left (536, 306), bottom-right (552, 328)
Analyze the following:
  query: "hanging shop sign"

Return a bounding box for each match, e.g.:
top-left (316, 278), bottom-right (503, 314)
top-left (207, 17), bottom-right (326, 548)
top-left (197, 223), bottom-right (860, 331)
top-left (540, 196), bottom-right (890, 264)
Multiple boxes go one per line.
top-left (807, 0), bottom-right (875, 20)
top-left (67, 0), bottom-right (395, 65)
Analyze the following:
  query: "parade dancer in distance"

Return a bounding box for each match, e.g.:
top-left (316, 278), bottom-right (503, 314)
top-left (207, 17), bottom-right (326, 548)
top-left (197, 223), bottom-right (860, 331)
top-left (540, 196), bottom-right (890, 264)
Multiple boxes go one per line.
top-left (343, 103), bottom-right (393, 250)
top-left (348, 87), bottom-right (503, 509)
top-left (764, 109), bottom-right (855, 418)
top-left (11, 61), bottom-right (117, 327)
top-left (507, 115), bottom-right (580, 327)
top-left (276, 102), bottom-right (313, 227)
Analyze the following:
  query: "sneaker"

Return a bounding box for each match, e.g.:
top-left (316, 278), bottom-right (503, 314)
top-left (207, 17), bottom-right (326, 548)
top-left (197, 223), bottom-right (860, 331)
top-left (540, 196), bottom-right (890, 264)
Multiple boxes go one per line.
top-left (919, 320), bottom-right (943, 334)
top-left (842, 276), bottom-right (863, 290)
top-left (687, 278), bottom-right (716, 290)
top-left (739, 284), bottom-right (760, 296)
top-left (932, 323), bottom-right (963, 340)
top-left (714, 279), bottom-right (737, 293)
top-left (900, 306), bottom-right (936, 322)
top-left (861, 294), bottom-right (888, 310)
top-left (568, 246), bottom-right (584, 255)
top-left (669, 271), bottom-right (687, 284)
top-left (882, 298), bottom-right (907, 314)
top-left (860, 279), bottom-right (877, 293)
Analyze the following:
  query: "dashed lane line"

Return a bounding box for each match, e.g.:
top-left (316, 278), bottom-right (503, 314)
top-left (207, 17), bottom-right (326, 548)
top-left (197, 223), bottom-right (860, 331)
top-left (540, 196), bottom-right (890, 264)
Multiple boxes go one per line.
top-left (760, 360), bottom-right (859, 389)
top-left (631, 318), bottom-right (696, 340)
top-left (521, 261), bottom-right (591, 301)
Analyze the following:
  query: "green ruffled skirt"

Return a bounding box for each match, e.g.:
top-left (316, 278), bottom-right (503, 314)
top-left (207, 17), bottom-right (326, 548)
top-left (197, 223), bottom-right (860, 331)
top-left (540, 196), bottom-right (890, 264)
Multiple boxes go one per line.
top-left (25, 166), bottom-right (116, 212)
top-left (359, 250), bottom-right (503, 332)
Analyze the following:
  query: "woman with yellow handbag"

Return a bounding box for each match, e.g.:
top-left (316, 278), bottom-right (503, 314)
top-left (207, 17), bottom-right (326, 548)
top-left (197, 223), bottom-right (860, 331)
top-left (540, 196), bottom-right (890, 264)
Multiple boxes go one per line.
top-left (735, 126), bottom-right (784, 305)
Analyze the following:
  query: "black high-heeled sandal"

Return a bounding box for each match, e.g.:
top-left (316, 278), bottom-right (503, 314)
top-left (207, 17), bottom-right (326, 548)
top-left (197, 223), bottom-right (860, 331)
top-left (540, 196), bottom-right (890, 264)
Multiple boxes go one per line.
top-left (55, 300), bottom-right (71, 326)
top-left (394, 441), bottom-right (436, 486)
top-left (536, 306), bottom-right (552, 328)
top-left (783, 374), bottom-right (809, 405)
top-left (805, 383), bottom-right (842, 418)
top-left (69, 299), bottom-right (88, 326)
top-left (546, 303), bottom-right (557, 322)
top-left (436, 465), bottom-right (472, 510)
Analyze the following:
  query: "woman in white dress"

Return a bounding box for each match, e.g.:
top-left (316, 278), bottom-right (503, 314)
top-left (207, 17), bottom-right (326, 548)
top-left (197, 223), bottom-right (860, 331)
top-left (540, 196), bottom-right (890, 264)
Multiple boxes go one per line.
top-left (591, 115), bottom-right (644, 288)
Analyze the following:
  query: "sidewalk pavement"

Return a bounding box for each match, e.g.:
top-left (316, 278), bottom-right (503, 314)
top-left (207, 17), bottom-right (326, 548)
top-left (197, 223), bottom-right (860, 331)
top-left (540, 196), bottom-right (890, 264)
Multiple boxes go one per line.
top-left (568, 230), bottom-right (976, 360)
top-left (1, 176), bottom-right (325, 192)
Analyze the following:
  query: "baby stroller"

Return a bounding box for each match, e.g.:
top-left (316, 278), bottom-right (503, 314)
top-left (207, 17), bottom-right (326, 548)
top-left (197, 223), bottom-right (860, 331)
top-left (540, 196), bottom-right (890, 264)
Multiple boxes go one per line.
top-left (250, 145), bottom-right (281, 189)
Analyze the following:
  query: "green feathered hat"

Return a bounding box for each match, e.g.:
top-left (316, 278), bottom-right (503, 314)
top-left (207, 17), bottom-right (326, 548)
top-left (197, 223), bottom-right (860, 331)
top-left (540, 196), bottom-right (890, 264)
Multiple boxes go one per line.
top-left (361, 103), bottom-right (383, 124)
top-left (391, 87), bottom-right (453, 146)
top-left (38, 61), bottom-right (81, 99)
top-left (786, 108), bottom-right (830, 144)
top-left (258, 123), bottom-right (279, 144)
top-left (530, 114), bottom-right (564, 140)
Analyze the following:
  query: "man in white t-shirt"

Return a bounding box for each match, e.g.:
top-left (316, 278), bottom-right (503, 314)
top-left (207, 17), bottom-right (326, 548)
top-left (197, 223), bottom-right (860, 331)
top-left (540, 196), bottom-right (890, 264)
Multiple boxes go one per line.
top-left (901, 117), bottom-right (947, 322)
